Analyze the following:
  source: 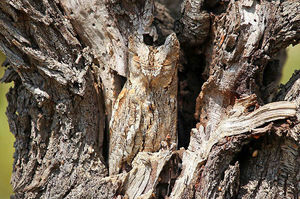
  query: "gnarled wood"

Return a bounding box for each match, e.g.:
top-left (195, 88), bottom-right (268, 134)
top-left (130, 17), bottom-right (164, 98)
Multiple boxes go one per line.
top-left (0, 0), bottom-right (299, 198)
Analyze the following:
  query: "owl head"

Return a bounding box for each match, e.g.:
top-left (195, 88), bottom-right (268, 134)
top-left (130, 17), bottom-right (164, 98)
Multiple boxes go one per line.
top-left (128, 33), bottom-right (179, 88)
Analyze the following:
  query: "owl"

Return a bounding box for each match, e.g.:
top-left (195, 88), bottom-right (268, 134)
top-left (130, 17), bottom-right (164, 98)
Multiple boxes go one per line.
top-left (108, 33), bottom-right (179, 175)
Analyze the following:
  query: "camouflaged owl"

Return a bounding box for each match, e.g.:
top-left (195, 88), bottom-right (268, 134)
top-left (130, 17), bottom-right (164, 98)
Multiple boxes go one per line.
top-left (108, 33), bottom-right (179, 175)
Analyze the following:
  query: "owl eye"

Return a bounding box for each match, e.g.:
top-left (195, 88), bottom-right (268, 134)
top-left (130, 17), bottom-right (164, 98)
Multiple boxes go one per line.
top-left (132, 55), bottom-right (140, 63)
top-left (131, 55), bottom-right (148, 66)
top-left (160, 59), bottom-right (175, 72)
top-left (162, 59), bottom-right (172, 66)
top-left (161, 65), bottom-right (173, 71)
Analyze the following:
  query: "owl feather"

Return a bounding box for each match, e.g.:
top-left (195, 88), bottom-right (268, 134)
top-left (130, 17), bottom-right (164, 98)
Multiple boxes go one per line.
top-left (108, 33), bottom-right (179, 175)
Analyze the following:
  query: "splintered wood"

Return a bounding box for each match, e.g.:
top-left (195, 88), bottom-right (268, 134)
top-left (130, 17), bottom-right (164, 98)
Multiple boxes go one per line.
top-left (170, 95), bottom-right (296, 199)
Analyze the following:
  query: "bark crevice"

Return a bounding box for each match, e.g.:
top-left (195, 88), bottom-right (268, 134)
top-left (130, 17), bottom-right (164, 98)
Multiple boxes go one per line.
top-left (0, 0), bottom-right (299, 198)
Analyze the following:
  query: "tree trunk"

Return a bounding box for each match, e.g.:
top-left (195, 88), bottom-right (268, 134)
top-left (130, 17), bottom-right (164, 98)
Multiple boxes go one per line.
top-left (0, 0), bottom-right (299, 198)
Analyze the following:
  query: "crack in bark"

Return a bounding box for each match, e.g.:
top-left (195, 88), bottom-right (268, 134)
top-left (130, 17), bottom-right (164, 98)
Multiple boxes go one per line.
top-left (0, 0), bottom-right (299, 198)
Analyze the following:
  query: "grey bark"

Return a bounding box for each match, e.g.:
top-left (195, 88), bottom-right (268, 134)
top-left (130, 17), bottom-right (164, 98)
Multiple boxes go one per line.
top-left (0, 0), bottom-right (299, 198)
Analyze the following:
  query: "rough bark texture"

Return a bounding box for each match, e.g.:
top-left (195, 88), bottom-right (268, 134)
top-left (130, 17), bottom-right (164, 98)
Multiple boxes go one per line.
top-left (0, 0), bottom-right (299, 198)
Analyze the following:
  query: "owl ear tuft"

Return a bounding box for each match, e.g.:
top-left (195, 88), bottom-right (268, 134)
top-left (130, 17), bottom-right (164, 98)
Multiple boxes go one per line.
top-left (128, 35), bottom-right (147, 54)
top-left (164, 33), bottom-right (179, 48)
top-left (158, 33), bottom-right (180, 61)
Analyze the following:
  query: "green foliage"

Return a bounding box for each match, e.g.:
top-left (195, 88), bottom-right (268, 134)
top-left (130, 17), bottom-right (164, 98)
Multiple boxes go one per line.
top-left (0, 52), bottom-right (14, 198)
top-left (281, 45), bottom-right (300, 83)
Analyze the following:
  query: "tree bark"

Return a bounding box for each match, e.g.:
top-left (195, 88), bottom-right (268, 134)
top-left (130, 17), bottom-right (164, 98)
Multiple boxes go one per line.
top-left (0, 0), bottom-right (299, 198)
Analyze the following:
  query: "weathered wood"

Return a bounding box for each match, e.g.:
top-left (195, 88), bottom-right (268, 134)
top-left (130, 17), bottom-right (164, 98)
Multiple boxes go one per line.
top-left (0, 1), bottom-right (108, 198)
top-left (171, 96), bottom-right (296, 198)
top-left (0, 0), bottom-right (299, 198)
